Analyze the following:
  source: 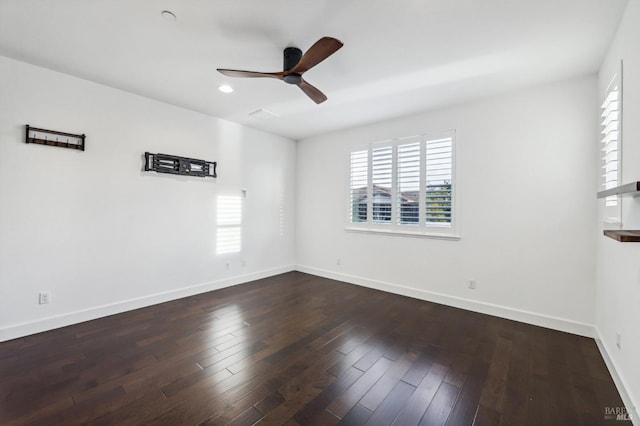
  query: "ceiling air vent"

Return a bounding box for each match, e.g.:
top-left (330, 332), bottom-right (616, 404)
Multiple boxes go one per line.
top-left (249, 109), bottom-right (278, 120)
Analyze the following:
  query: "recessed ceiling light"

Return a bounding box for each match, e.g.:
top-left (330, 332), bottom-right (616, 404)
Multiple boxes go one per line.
top-left (161, 10), bottom-right (176, 21)
top-left (218, 84), bottom-right (234, 93)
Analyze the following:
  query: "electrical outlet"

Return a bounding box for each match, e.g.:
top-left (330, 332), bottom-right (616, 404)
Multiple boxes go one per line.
top-left (225, 262), bottom-right (231, 271)
top-left (467, 280), bottom-right (477, 290)
top-left (241, 259), bottom-right (247, 268)
top-left (39, 291), bottom-right (50, 304)
top-left (336, 258), bottom-right (341, 266)
top-left (616, 332), bottom-right (622, 350)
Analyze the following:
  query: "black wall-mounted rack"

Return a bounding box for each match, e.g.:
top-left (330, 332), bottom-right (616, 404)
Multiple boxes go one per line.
top-left (144, 152), bottom-right (217, 178)
top-left (26, 125), bottom-right (85, 151)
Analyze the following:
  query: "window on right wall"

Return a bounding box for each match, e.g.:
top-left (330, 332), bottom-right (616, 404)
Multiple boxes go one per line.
top-left (600, 63), bottom-right (622, 224)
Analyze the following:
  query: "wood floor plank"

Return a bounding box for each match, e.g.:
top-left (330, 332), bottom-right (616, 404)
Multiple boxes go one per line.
top-left (3, 396), bottom-right (75, 425)
top-left (327, 356), bottom-right (393, 418)
top-left (222, 405), bottom-right (264, 426)
top-left (478, 334), bottom-right (512, 414)
top-left (358, 352), bottom-right (417, 411)
top-left (392, 363), bottom-right (448, 426)
top-left (498, 323), bottom-right (530, 426)
top-left (0, 271), bottom-right (626, 425)
top-left (250, 350), bottom-right (342, 425)
top-left (255, 390), bottom-right (286, 415)
top-left (401, 345), bottom-right (439, 386)
top-left (293, 366), bottom-right (363, 424)
top-left (472, 404), bottom-right (501, 426)
top-left (328, 341), bottom-right (374, 377)
top-left (419, 382), bottom-right (460, 426)
top-left (306, 409), bottom-right (341, 426)
top-left (339, 403), bottom-right (374, 426)
top-left (525, 326), bottom-right (551, 426)
top-left (446, 355), bottom-right (490, 425)
top-left (364, 380), bottom-right (415, 425)
top-left (204, 383), bottom-right (273, 424)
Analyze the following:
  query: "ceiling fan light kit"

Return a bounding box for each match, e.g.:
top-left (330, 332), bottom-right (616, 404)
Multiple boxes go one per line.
top-left (217, 37), bottom-right (343, 104)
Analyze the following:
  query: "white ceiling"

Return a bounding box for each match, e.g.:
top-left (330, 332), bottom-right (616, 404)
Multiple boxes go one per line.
top-left (0, 0), bottom-right (629, 140)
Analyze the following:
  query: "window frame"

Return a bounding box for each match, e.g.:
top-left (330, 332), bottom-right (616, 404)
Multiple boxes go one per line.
top-left (346, 130), bottom-right (459, 240)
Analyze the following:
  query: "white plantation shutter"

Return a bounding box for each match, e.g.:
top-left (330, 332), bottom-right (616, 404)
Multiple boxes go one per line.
top-left (350, 150), bottom-right (368, 223)
top-left (601, 73), bottom-right (621, 212)
top-left (372, 146), bottom-right (392, 223)
top-left (425, 137), bottom-right (453, 225)
top-left (397, 140), bottom-right (420, 224)
top-left (348, 131), bottom-right (457, 237)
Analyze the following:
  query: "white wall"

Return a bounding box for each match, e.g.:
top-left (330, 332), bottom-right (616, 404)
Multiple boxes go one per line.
top-left (296, 75), bottom-right (598, 336)
top-left (0, 56), bottom-right (296, 341)
top-left (597, 0), bottom-right (640, 419)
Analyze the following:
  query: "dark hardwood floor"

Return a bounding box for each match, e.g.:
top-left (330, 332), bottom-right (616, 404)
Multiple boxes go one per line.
top-left (0, 272), bottom-right (625, 425)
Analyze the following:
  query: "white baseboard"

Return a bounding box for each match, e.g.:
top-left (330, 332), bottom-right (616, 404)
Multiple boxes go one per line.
top-left (594, 328), bottom-right (638, 425)
top-left (0, 265), bottom-right (296, 343)
top-left (296, 265), bottom-right (595, 337)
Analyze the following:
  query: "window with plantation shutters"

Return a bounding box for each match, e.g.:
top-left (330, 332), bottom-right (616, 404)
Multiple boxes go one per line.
top-left (348, 131), bottom-right (457, 238)
top-left (600, 66), bottom-right (622, 223)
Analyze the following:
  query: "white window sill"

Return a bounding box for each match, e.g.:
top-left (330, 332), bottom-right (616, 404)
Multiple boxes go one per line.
top-left (600, 218), bottom-right (622, 225)
top-left (344, 226), bottom-right (461, 240)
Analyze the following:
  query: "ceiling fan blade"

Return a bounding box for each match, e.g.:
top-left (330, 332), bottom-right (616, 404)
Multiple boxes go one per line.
top-left (217, 69), bottom-right (284, 79)
top-left (298, 79), bottom-right (328, 104)
top-left (290, 37), bottom-right (343, 74)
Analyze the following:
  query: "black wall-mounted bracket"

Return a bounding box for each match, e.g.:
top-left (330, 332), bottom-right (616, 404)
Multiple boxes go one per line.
top-left (26, 125), bottom-right (85, 151)
top-left (144, 152), bottom-right (217, 178)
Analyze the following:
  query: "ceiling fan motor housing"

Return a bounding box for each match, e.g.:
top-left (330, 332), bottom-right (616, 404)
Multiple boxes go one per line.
top-left (283, 47), bottom-right (302, 71)
top-left (283, 47), bottom-right (303, 85)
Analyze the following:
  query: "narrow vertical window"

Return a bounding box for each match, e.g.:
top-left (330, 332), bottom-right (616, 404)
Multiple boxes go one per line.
top-left (601, 71), bottom-right (621, 218)
top-left (350, 150), bottom-right (368, 223)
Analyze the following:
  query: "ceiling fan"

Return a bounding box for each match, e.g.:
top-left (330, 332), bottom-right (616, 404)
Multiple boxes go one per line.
top-left (217, 37), bottom-right (343, 104)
